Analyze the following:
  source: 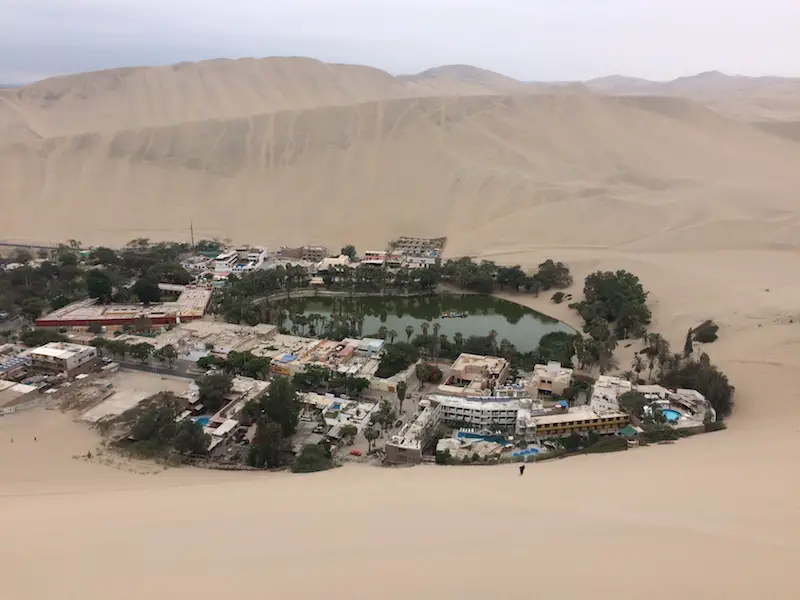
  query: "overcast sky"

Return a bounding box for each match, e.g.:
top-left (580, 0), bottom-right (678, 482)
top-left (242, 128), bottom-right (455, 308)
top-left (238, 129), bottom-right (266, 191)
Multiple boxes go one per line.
top-left (2, 0), bottom-right (798, 83)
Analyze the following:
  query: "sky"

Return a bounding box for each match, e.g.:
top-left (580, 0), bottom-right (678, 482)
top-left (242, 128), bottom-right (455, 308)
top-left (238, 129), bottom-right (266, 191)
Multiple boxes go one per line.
top-left (2, 0), bottom-right (799, 84)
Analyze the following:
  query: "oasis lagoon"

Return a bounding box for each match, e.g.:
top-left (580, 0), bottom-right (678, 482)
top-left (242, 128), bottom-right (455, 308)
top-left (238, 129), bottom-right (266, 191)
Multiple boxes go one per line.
top-left (276, 294), bottom-right (574, 353)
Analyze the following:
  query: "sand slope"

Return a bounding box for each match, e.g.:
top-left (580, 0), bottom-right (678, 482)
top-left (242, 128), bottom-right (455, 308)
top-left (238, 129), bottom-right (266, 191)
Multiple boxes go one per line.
top-left (3, 92), bottom-right (800, 251)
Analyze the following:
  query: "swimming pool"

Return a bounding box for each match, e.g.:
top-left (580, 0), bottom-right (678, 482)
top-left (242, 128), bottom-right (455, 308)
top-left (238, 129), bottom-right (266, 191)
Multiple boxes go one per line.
top-left (661, 409), bottom-right (681, 423)
top-left (194, 416), bottom-right (211, 427)
top-left (330, 403), bottom-right (342, 411)
top-left (511, 448), bottom-right (540, 457)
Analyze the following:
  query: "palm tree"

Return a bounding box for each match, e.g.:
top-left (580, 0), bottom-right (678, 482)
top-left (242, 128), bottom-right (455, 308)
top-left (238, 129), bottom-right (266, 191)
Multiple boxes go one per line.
top-left (454, 332), bottom-right (464, 348)
top-left (377, 325), bottom-right (388, 340)
top-left (488, 329), bottom-right (498, 353)
top-left (388, 329), bottom-right (397, 344)
top-left (432, 322), bottom-right (441, 338)
top-left (421, 322), bottom-right (430, 338)
top-left (632, 354), bottom-right (644, 379)
top-left (405, 325), bottom-right (414, 342)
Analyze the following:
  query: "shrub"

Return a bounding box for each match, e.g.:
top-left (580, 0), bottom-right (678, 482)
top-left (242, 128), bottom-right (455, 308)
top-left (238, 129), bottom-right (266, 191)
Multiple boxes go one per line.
top-left (551, 291), bottom-right (565, 304)
top-left (291, 444), bottom-right (334, 473)
top-left (435, 449), bottom-right (453, 465)
top-left (581, 436), bottom-right (628, 454)
top-left (692, 320), bottom-right (719, 344)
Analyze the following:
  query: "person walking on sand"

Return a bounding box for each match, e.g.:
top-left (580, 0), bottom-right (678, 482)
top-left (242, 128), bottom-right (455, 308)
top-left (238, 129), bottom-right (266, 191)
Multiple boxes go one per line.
top-left (519, 464), bottom-right (525, 476)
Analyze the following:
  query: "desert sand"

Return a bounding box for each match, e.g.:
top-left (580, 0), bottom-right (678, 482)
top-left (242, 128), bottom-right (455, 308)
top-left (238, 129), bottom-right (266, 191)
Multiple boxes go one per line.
top-left (1, 58), bottom-right (800, 598)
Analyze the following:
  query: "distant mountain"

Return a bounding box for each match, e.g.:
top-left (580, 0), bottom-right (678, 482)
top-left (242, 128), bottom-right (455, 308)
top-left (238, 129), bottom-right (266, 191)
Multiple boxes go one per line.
top-left (585, 71), bottom-right (800, 120)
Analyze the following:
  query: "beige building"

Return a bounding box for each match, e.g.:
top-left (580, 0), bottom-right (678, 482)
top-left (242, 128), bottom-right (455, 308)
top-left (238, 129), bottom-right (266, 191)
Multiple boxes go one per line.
top-left (530, 362), bottom-right (574, 397)
top-left (516, 404), bottom-right (629, 441)
top-left (438, 353), bottom-right (510, 396)
top-left (30, 342), bottom-right (98, 375)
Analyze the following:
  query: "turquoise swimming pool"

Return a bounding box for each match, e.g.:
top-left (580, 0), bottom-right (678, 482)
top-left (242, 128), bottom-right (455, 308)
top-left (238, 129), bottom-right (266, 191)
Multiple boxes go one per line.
top-left (194, 416), bottom-right (211, 427)
top-left (661, 409), bottom-right (681, 423)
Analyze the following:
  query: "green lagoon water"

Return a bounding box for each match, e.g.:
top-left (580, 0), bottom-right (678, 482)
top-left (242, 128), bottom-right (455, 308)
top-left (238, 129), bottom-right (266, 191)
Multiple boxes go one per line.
top-left (280, 294), bottom-right (574, 353)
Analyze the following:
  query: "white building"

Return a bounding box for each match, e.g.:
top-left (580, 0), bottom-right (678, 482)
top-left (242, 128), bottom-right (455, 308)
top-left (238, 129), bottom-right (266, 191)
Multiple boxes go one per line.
top-left (405, 255), bottom-right (437, 268)
top-left (589, 375), bottom-right (633, 412)
top-left (214, 251), bottom-right (238, 275)
top-left (430, 394), bottom-right (521, 428)
top-left (30, 342), bottom-right (97, 375)
top-left (361, 251), bottom-right (387, 266)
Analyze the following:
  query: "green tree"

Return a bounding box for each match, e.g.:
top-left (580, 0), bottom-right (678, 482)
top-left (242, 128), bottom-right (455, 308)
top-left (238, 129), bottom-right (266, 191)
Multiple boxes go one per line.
top-left (86, 269), bottom-right (114, 303)
top-left (572, 270), bottom-right (651, 340)
top-left (154, 344), bottom-right (178, 368)
top-left (264, 376), bottom-right (300, 437)
top-left (405, 325), bottom-right (414, 342)
top-left (129, 342), bottom-right (153, 364)
top-left (132, 276), bottom-right (161, 305)
top-left (128, 395), bottom-right (180, 453)
top-left (618, 390), bottom-right (647, 418)
top-left (340, 423), bottom-right (358, 445)
top-left (197, 372), bottom-right (233, 414)
top-left (376, 398), bottom-right (397, 431)
top-left (173, 420), bottom-right (211, 455)
top-left (363, 425), bottom-right (379, 453)
top-left (20, 298), bottom-right (45, 322)
top-left (340, 245), bottom-right (357, 260)
top-left (534, 259), bottom-right (573, 290)
top-left (248, 420), bottom-right (286, 468)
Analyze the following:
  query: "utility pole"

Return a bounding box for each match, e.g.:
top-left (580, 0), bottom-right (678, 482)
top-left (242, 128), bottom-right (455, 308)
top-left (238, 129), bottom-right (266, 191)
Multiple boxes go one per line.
top-left (190, 221), bottom-right (195, 254)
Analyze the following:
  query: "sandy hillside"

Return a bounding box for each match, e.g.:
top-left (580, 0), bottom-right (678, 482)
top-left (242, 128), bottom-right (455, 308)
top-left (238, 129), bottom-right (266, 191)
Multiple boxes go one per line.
top-left (1, 58), bottom-right (800, 598)
top-left (2, 92), bottom-right (800, 249)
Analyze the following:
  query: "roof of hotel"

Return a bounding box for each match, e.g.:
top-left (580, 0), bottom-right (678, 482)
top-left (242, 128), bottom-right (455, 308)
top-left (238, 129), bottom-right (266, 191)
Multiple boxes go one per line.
top-left (36, 287), bottom-right (212, 324)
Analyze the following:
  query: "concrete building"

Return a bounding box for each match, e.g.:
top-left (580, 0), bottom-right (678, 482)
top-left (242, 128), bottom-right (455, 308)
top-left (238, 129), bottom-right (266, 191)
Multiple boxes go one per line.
top-left (431, 394), bottom-right (521, 428)
top-left (317, 255), bottom-right (351, 271)
top-left (590, 375), bottom-right (634, 412)
top-left (438, 353), bottom-right (509, 396)
top-left (386, 401), bottom-right (441, 465)
top-left (530, 362), bottom-right (573, 397)
top-left (361, 251), bottom-right (387, 266)
top-left (356, 338), bottom-right (384, 357)
top-left (30, 342), bottom-right (98, 375)
top-left (393, 236), bottom-right (446, 258)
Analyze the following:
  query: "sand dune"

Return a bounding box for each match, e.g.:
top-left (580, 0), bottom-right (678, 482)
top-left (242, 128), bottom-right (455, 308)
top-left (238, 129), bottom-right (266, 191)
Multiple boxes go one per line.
top-left (2, 57), bottom-right (800, 599)
top-left (0, 58), bottom-right (544, 141)
top-left (3, 92), bottom-right (800, 250)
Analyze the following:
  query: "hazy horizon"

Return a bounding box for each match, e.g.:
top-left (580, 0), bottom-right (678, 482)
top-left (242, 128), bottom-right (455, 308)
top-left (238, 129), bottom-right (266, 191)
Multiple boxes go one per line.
top-left (4, 0), bottom-right (800, 84)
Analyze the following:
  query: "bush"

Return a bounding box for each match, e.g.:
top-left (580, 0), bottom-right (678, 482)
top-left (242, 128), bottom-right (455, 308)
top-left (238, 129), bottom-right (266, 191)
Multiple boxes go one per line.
top-left (551, 291), bottom-right (566, 304)
top-left (435, 449), bottom-right (453, 465)
top-left (704, 421), bottom-right (727, 433)
top-left (291, 444), bottom-right (334, 473)
top-left (20, 328), bottom-right (68, 347)
top-left (692, 320), bottom-right (719, 344)
top-left (581, 436), bottom-right (628, 454)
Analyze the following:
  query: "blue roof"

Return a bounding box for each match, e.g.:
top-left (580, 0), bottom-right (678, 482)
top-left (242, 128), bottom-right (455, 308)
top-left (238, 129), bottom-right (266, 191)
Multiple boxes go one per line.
top-left (558, 400), bottom-right (568, 408)
top-left (280, 354), bottom-right (297, 362)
